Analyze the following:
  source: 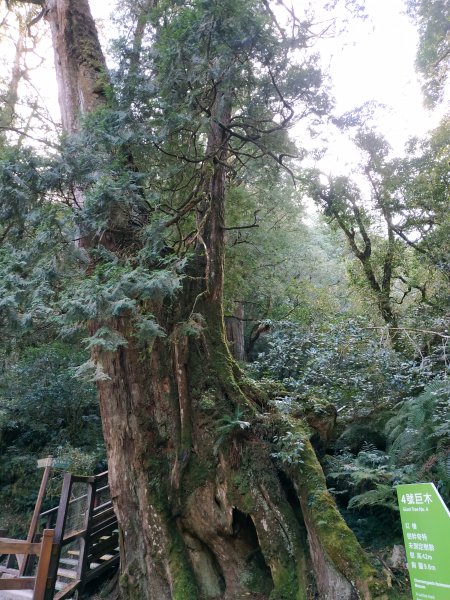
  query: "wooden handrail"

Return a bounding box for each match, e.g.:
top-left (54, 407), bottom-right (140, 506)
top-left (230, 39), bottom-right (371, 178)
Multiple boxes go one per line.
top-left (0, 578), bottom-right (36, 590)
top-left (69, 471), bottom-right (109, 484)
top-left (0, 529), bottom-right (55, 600)
top-left (39, 484), bottom-right (110, 519)
top-left (0, 539), bottom-right (42, 555)
top-left (2, 470), bottom-right (118, 600)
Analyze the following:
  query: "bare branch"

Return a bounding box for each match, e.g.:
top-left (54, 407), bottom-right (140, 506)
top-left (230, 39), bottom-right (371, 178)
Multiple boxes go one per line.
top-left (224, 210), bottom-right (260, 231)
top-left (0, 125), bottom-right (60, 148)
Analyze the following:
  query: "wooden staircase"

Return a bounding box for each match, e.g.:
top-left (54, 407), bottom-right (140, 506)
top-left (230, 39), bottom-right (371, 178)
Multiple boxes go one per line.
top-left (1, 470), bottom-right (119, 600)
top-left (39, 470), bottom-right (119, 600)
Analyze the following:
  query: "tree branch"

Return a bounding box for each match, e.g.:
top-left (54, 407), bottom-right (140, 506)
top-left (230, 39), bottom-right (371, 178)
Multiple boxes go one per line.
top-left (224, 210), bottom-right (260, 231)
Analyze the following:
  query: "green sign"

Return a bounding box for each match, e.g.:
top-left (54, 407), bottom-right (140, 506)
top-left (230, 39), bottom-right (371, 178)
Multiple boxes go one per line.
top-left (397, 483), bottom-right (450, 600)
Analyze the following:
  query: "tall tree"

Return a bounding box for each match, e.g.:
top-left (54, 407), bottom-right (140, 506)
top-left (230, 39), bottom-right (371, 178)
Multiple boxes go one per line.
top-left (306, 131), bottom-right (401, 337)
top-left (406, 0), bottom-right (450, 107)
top-left (8, 1), bottom-right (383, 598)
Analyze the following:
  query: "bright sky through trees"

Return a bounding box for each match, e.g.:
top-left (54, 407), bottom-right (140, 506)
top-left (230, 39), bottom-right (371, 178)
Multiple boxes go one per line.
top-left (298, 0), bottom-right (447, 176)
top-left (2, 0), bottom-right (446, 171)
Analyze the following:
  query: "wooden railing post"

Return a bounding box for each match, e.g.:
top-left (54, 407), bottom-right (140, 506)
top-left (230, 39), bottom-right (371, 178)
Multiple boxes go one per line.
top-left (76, 479), bottom-right (97, 595)
top-left (33, 529), bottom-right (55, 600)
top-left (22, 464), bottom-right (53, 577)
top-left (0, 530), bottom-right (54, 597)
top-left (43, 473), bottom-right (73, 600)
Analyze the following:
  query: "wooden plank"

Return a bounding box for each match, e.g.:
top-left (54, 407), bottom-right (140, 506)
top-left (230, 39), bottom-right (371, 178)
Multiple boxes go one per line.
top-left (84, 554), bottom-right (119, 583)
top-left (89, 545), bottom-right (119, 564)
top-left (90, 505), bottom-right (115, 526)
top-left (88, 533), bottom-right (118, 560)
top-left (33, 529), bottom-right (55, 600)
top-left (89, 516), bottom-right (118, 538)
top-left (0, 541), bottom-right (41, 556)
top-left (62, 528), bottom-right (87, 545)
top-left (21, 463), bottom-right (53, 576)
top-left (77, 479), bottom-right (97, 596)
top-left (56, 568), bottom-right (78, 580)
top-left (0, 538), bottom-right (37, 546)
top-left (0, 578), bottom-right (35, 590)
top-left (53, 580), bottom-right (80, 600)
top-left (43, 474), bottom-right (72, 600)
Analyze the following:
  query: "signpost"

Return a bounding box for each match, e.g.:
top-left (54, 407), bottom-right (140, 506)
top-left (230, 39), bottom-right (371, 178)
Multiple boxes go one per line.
top-left (37, 457), bottom-right (71, 470)
top-left (397, 483), bottom-right (450, 600)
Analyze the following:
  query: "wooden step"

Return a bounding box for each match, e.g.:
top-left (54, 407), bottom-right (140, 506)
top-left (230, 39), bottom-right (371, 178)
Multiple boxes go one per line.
top-left (57, 568), bottom-right (78, 580)
top-left (85, 554), bottom-right (120, 584)
top-left (88, 531), bottom-right (119, 561)
top-left (99, 554), bottom-right (115, 561)
top-left (59, 558), bottom-right (78, 567)
top-left (0, 592), bottom-right (33, 600)
top-left (55, 580), bottom-right (66, 591)
top-left (53, 580), bottom-right (80, 600)
top-left (0, 592), bottom-right (33, 599)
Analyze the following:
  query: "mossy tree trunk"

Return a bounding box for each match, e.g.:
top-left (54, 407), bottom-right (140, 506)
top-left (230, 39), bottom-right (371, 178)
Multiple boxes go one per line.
top-left (37, 1), bottom-right (384, 598)
top-left (225, 302), bottom-right (246, 362)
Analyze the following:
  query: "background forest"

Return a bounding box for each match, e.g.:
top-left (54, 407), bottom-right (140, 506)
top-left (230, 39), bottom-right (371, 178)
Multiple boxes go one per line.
top-left (0, 0), bottom-right (449, 599)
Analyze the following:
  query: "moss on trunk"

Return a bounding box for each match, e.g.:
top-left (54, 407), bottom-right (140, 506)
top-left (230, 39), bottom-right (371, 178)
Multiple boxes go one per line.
top-left (42, 2), bottom-right (388, 597)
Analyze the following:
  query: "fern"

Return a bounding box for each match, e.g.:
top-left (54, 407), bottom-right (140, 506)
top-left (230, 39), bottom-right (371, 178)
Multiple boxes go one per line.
top-left (214, 409), bottom-right (250, 455)
top-left (348, 484), bottom-right (398, 511)
top-left (386, 378), bottom-right (450, 486)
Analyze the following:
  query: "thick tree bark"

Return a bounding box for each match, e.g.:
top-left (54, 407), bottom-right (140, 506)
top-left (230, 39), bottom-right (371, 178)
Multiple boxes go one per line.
top-left (225, 302), bottom-right (246, 362)
top-left (45, 0), bottom-right (107, 134)
top-left (42, 1), bottom-right (385, 599)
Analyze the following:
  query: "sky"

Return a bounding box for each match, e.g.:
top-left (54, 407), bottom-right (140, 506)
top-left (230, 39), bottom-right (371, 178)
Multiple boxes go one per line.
top-left (295, 0), bottom-right (445, 176)
top-left (2, 0), bottom-right (446, 174)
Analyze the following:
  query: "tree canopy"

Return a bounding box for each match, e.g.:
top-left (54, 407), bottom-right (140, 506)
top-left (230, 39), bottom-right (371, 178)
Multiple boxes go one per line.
top-left (0, 1), bottom-right (449, 599)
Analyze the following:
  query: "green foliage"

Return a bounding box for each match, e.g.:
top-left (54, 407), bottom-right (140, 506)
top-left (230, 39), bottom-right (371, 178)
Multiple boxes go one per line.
top-left (0, 341), bottom-right (103, 534)
top-left (0, 1), bottom-right (448, 588)
top-left (320, 378), bottom-right (450, 545)
top-left (406, 0), bottom-right (450, 106)
top-left (0, 342), bottom-right (99, 445)
top-left (326, 447), bottom-right (393, 501)
top-left (216, 409), bottom-right (251, 434)
top-left (386, 378), bottom-right (450, 496)
top-left (214, 408), bottom-right (250, 454)
top-left (305, 121), bottom-right (450, 342)
top-left (271, 431), bottom-right (305, 466)
top-left (249, 319), bottom-right (423, 416)
top-left (224, 182), bottom-right (355, 331)
top-left (250, 316), bottom-right (450, 545)
top-left (323, 447), bottom-right (408, 546)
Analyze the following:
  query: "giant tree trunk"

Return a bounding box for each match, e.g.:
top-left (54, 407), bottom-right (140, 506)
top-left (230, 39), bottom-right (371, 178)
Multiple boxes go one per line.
top-left (45, 0), bottom-right (107, 134)
top-left (43, 1), bottom-right (383, 598)
top-left (225, 302), bottom-right (246, 362)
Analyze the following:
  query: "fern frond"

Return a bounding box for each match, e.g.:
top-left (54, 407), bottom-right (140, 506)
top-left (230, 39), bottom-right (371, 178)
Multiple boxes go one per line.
top-left (348, 484), bottom-right (398, 511)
